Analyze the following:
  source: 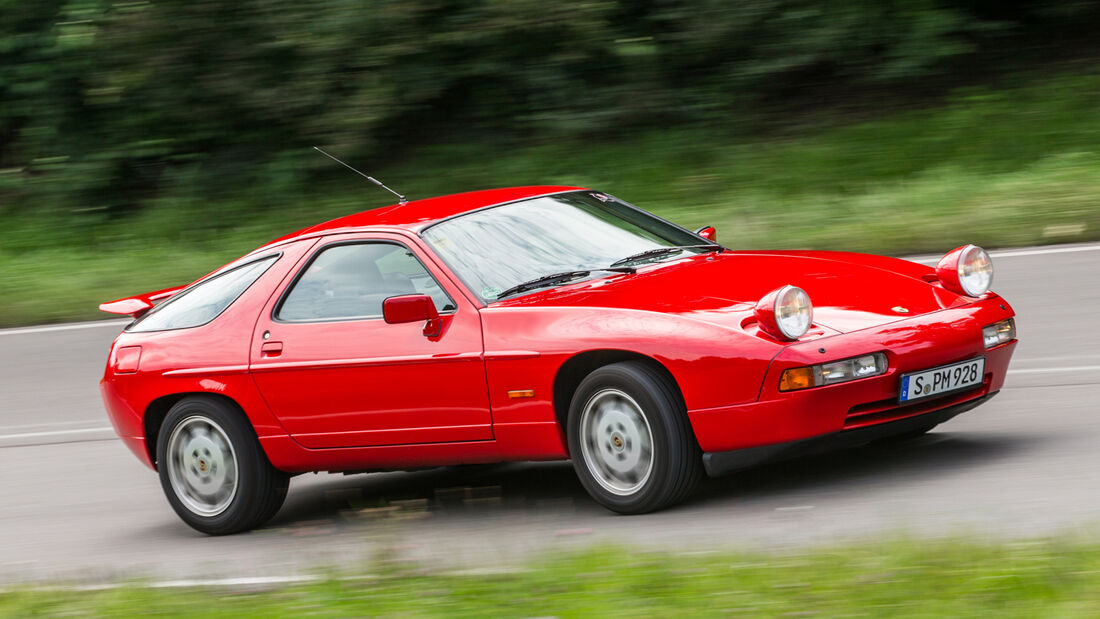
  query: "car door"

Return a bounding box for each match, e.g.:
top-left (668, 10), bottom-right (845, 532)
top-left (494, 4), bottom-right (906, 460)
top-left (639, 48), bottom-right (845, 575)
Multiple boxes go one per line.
top-left (249, 232), bottom-right (492, 448)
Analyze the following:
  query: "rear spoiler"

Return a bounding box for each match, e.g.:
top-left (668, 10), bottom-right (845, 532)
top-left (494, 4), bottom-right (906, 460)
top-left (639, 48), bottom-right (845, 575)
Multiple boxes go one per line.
top-left (98, 286), bottom-right (186, 318)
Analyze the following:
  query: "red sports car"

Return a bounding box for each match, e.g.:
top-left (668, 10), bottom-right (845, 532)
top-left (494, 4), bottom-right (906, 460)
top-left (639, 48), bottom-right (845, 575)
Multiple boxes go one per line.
top-left (100, 186), bottom-right (1017, 534)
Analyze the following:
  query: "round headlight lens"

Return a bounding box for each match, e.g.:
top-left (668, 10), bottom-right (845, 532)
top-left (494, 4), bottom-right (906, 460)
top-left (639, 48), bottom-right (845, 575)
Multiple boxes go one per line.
top-left (775, 285), bottom-right (813, 340)
top-left (958, 245), bottom-right (993, 297)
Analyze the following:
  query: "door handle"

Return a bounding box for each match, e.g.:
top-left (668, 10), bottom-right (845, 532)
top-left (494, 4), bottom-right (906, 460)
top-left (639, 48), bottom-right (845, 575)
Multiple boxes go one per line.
top-left (261, 341), bottom-right (283, 357)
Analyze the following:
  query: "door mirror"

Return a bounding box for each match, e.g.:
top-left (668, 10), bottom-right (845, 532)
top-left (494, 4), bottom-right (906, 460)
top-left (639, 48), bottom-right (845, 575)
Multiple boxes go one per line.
top-left (383, 294), bottom-right (443, 337)
top-left (695, 226), bottom-right (717, 242)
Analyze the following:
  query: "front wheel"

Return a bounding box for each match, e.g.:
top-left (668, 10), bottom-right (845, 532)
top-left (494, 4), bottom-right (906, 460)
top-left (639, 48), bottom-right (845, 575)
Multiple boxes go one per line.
top-left (156, 397), bottom-right (289, 535)
top-left (567, 361), bottom-right (701, 514)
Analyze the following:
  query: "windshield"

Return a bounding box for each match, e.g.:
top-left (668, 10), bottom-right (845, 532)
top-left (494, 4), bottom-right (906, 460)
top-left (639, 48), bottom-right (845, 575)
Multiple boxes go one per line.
top-left (421, 191), bottom-right (715, 300)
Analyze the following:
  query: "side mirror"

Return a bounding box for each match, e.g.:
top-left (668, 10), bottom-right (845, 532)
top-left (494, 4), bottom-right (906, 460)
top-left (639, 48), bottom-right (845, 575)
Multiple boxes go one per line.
top-left (383, 294), bottom-right (443, 337)
top-left (695, 226), bottom-right (717, 242)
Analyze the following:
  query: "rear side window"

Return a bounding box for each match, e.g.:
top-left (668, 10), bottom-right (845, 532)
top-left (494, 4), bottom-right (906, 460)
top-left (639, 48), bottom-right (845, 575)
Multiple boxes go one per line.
top-left (277, 242), bottom-right (454, 322)
top-left (129, 256), bottom-right (278, 332)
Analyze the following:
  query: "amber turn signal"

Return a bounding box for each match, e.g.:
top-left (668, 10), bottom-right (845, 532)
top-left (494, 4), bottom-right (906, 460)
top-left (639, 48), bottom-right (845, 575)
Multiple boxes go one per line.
top-left (779, 352), bottom-right (888, 392)
top-left (779, 367), bottom-right (815, 392)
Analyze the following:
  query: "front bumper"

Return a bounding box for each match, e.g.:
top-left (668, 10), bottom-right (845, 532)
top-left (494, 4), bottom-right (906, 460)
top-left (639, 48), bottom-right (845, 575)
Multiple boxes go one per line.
top-left (703, 391), bottom-right (996, 476)
top-left (687, 297), bottom-right (1016, 454)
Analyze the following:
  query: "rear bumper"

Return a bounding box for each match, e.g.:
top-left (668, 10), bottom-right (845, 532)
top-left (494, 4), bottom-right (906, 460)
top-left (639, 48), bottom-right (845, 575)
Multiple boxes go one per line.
top-left (703, 391), bottom-right (996, 477)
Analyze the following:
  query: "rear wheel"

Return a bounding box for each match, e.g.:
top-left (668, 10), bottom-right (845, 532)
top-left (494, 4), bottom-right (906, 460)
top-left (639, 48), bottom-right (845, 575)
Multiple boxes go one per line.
top-left (156, 397), bottom-right (289, 535)
top-left (567, 361), bottom-right (701, 514)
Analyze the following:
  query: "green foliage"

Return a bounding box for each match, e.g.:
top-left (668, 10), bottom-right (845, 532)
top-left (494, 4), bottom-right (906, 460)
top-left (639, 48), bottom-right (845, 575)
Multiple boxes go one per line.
top-left (3, 2), bottom-right (1100, 325)
top-left (1, 0), bottom-right (630, 216)
top-left (3, 539), bottom-right (1100, 616)
top-left (2, 0), bottom-right (1099, 219)
top-left (2, 66), bottom-right (1100, 325)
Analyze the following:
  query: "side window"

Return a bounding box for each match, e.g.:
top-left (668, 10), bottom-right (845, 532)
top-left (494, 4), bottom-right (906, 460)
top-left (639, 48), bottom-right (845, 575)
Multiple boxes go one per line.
top-left (129, 255), bottom-right (278, 332)
top-left (277, 242), bottom-right (455, 322)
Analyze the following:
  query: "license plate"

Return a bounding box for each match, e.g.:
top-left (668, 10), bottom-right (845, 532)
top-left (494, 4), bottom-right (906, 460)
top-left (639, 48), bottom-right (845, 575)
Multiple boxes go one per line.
top-left (899, 357), bottom-right (985, 403)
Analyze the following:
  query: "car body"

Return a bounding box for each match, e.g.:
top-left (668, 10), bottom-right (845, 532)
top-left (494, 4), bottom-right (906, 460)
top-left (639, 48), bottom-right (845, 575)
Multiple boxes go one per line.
top-left (100, 186), bottom-right (1017, 534)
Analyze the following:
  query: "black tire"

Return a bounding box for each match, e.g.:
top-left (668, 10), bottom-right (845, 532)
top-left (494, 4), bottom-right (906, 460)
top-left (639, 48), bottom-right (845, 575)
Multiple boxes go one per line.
top-left (156, 396), bottom-right (289, 535)
top-left (567, 361), bottom-right (701, 514)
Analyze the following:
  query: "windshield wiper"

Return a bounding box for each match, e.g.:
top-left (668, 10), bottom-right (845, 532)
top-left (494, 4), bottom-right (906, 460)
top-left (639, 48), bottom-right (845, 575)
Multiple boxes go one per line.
top-left (609, 244), bottom-right (723, 268)
top-left (495, 266), bottom-right (635, 299)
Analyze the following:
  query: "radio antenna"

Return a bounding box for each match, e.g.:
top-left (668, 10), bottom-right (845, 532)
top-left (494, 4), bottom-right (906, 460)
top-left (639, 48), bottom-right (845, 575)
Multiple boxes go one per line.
top-left (313, 146), bottom-right (407, 204)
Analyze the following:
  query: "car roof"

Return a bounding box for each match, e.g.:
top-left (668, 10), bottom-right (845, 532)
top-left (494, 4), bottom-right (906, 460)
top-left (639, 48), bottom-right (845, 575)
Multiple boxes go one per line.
top-left (263, 185), bottom-right (583, 248)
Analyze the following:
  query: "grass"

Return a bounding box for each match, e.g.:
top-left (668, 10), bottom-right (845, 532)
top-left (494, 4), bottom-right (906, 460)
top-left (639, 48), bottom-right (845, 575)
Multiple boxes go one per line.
top-left (3, 67), bottom-right (1100, 326)
top-left (4, 540), bottom-right (1100, 616)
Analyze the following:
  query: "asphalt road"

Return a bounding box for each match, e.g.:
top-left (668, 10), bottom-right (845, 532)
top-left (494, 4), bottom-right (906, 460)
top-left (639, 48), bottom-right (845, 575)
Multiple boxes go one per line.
top-left (2, 243), bottom-right (1098, 585)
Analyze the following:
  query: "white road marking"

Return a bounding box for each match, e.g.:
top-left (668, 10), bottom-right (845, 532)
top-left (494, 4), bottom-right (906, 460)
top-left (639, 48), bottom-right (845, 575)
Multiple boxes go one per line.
top-left (0, 420), bottom-right (118, 431)
top-left (1010, 355), bottom-right (1100, 364)
top-left (0, 427), bottom-right (114, 440)
top-left (1008, 365), bottom-right (1100, 375)
top-left (7, 575), bottom-right (324, 593)
top-left (0, 319), bottom-right (129, 337)
top-left (139, 575), bottom-right (324, 590)
top-left (5, 568), bottom-right (541, 593)
top-left (987, 243), bottom-right (1100, 259)
top-left (908, 241), bottom-right (1100, 264)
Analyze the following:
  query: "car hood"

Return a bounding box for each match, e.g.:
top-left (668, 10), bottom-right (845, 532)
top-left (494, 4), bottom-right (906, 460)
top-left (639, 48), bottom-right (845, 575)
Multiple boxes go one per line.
top-left (490, 250), bottom-right (972, 335)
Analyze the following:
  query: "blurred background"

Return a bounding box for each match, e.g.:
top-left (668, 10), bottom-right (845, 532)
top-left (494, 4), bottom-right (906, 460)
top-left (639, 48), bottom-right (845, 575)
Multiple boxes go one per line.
top-left (4, 5), bottom-right (1100, 610)
top-left (2, 0), bottom-right (1099, 325)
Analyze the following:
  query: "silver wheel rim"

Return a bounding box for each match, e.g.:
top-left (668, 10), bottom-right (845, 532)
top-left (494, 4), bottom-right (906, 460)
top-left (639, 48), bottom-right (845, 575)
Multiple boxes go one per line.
top-left (166, 415), bottom-right (238, 517)
top-left (579, 389), bottom-right (654, 496)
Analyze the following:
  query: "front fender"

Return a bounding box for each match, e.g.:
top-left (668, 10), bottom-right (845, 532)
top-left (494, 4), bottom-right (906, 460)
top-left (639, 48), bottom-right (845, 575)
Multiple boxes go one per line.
top-left (480, 306), bottom-right (780, 416)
